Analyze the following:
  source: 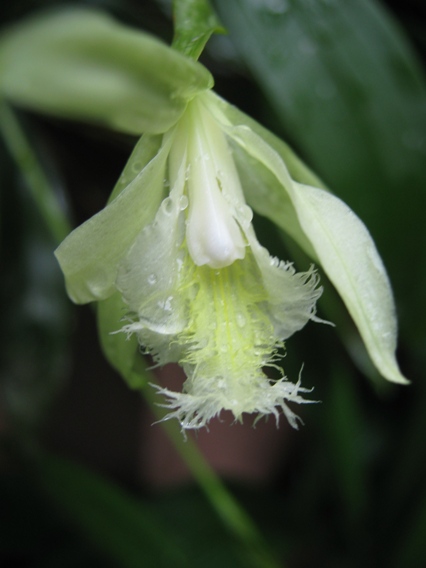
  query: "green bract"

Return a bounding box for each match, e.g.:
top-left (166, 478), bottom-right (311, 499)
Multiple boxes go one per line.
top-left (55, 86), bottom-right (407, 429)
top-left (0, 9), bottom-right (213, 134)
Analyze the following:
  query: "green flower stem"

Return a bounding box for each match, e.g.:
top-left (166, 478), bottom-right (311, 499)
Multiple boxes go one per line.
top-left (0, 100), bottom-right (71, 244)
top-left (143, 384), bottom-right (281, 568)
top-left (172, 0), bottom-right (225, 60)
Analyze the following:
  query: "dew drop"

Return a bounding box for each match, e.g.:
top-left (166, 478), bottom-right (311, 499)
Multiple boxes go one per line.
top-left (161, 197), bottom-right (174, 215)
top-left (238, 204), bottom-right (253, 227)
top-left (147, 273), bottom-right (157, 285)
top-left (179, 195), bottom-right (188, 210)
top-left (131, 161), bottom-right (143, 174)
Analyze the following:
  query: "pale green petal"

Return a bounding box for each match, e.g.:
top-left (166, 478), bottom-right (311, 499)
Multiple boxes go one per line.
top-left (155, 253), bottom-right (317, 429)
top-left (107, 133), bottom-right (163, 203)
top-left (54, 134), bottom-right (171, 304)
top-left (206, 91), bottom-right (319, 258)
top-left (244, 225), bottom-right (322, 340)
top-left (0, 9), bottom-right (213, 134)
top-left (218, 107), bottom-right (407, 385)
top-left (116, 146), bottom-right (190, 349)
top-left (206, 92), bottom-right (326, 188)
top-left (232, 141), bottom-right (317, 260)
top-left (290, 182), bottom-right (408, 385)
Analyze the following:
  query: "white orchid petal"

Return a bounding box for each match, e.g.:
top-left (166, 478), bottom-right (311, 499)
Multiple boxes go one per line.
top-left (116, 143), bottom-right (189, 351)
top-left (185, 98), bottom-right (246, 268)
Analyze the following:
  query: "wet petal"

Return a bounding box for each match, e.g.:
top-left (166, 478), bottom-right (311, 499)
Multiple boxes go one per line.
top-left (245, 225), bottom-right (322, 340)
top-left (55, 134), bottom-right (171, 303)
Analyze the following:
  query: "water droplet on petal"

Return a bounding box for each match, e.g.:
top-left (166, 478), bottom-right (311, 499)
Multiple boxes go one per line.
top-left (238, 204), bottom-right (253, 227)
top-left (131, 161), bottom-right (143, 174)
top-left (179, 195), bottom-right (188, 210)
top-left (147, 274), bottom-right (157, 285)
top-left (161, 197), bottom-right (174, 215)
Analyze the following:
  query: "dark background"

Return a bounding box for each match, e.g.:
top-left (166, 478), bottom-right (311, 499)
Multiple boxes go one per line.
top-left (1, 1), bottom-right (425, 567)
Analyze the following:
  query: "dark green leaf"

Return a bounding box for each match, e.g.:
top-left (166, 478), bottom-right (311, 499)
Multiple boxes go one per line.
top-left (393, 485), bottom-right (426, 568)
top-left (323, 365), bottom-right (367, 523)
top-left (38, 454), bottom-right (188, 568)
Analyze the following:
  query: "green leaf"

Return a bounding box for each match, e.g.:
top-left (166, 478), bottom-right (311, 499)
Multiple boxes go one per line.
top-left (0, 8), bottom-right (213, 134)
top-left (38, 454), bottom-right (188, 568)
top-left (172, 0), bottom-right (225, 60)
top-left (323, 365), bottom-right (367, 523)
top-left (393, 486), bottom-right (426, 568)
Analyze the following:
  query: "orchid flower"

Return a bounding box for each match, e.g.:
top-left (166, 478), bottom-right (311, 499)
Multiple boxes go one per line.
top-left (0, 9), bottom-right (407, 430)
top-left (55, 85), bottom-right (407, 429)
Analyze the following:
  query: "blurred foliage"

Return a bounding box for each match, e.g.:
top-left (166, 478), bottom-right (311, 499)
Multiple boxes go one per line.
top-left (1, 1), bottom-right (425, 567)
top-left (0, 108), bottom-right (71, 452)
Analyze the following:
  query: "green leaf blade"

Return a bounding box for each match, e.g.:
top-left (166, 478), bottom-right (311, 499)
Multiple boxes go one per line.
top-left (38, 454), bottom-right (187, 568)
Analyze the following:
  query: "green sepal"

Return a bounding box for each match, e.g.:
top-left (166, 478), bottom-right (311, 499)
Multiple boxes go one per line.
top-left (172, 0), bottom-right (226, 60)
top-left (54, 133), bottom-right (170, 304)
top-left (208, 92), bottom-right (323, 260)
top-left (0, 8), bottom-right (213, 134)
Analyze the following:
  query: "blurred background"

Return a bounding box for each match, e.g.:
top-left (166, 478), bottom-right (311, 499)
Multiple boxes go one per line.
top-left (1, 0), bottom-right (425, 567)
